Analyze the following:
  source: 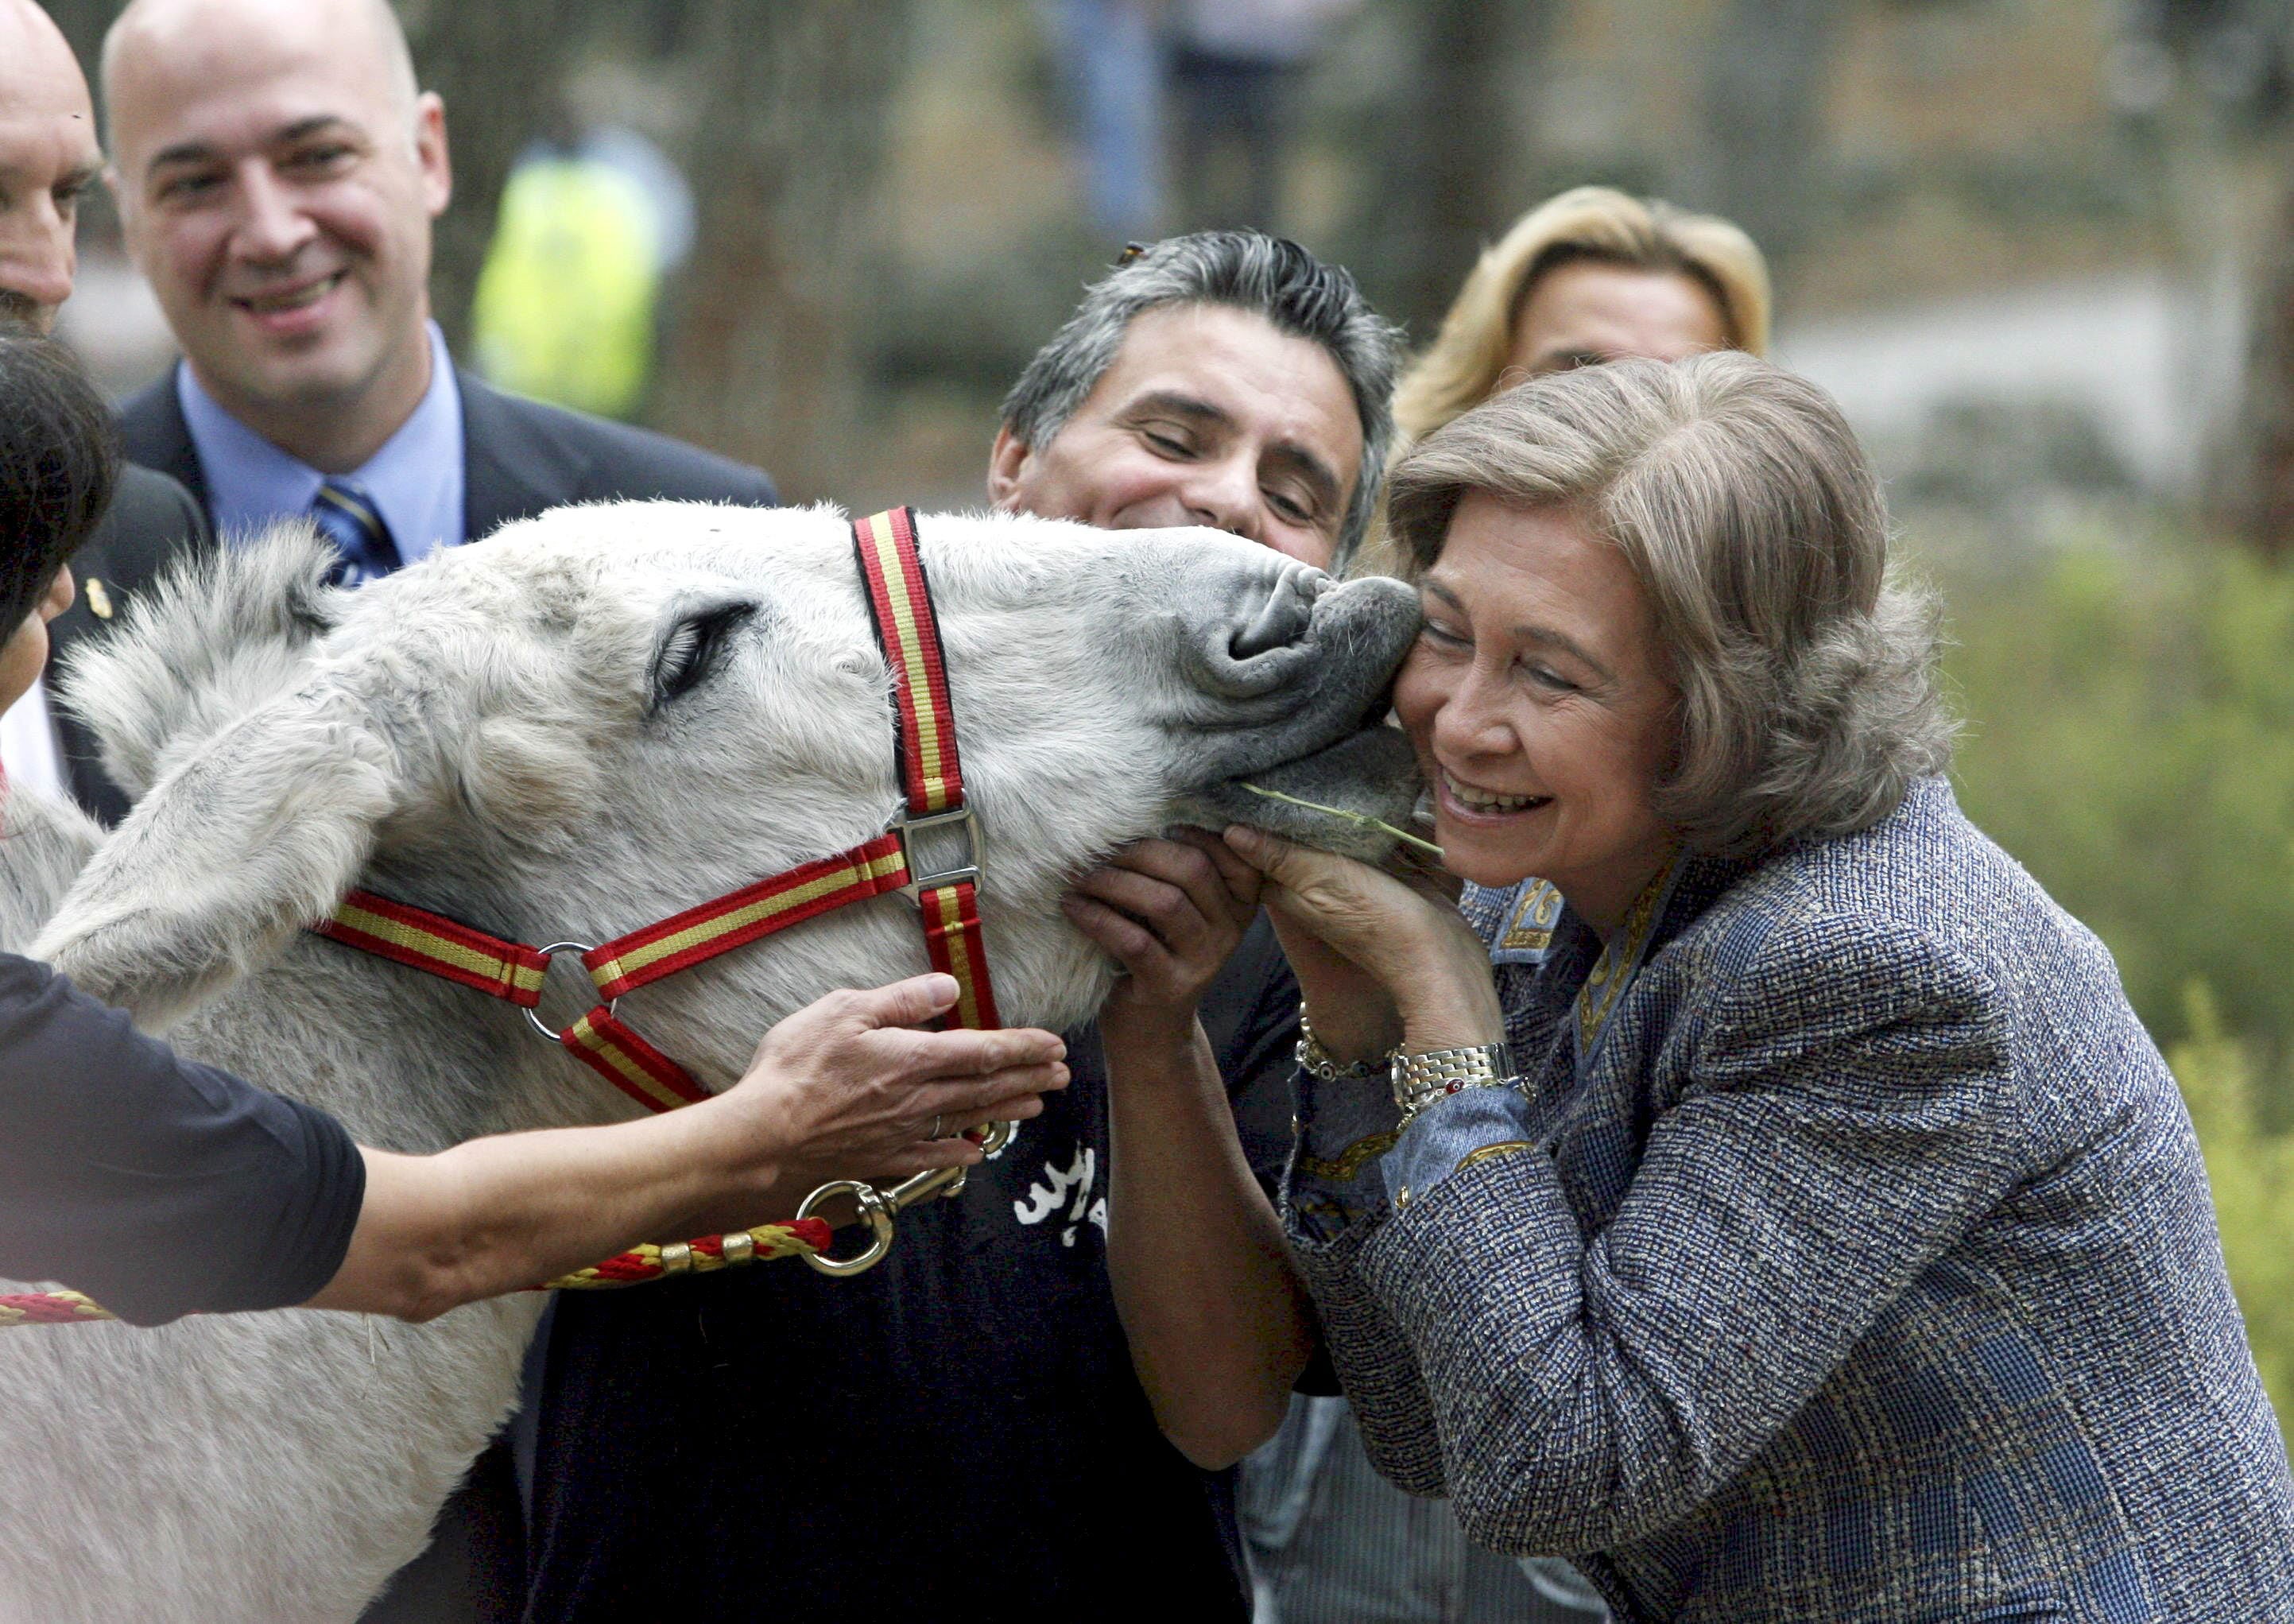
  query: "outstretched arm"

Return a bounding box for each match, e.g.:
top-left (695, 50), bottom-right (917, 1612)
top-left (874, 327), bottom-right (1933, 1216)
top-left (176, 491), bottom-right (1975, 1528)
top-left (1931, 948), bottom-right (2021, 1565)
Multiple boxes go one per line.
top-left (1067, 832), bottom-right (1319, 1469)
top-left (309, 973), bottom-right (1069, 1321)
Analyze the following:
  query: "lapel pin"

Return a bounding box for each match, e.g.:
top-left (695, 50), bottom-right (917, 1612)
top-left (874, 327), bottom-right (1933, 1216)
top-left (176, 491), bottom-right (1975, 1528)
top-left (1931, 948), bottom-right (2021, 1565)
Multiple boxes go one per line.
top-left (85, 578), bottom-right (114, 621)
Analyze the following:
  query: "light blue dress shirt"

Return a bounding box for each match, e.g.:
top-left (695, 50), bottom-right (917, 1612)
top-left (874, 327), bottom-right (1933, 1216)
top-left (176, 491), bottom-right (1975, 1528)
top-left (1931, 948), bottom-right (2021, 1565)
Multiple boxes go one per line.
top-left (176, 321), bottom-right (467, 560)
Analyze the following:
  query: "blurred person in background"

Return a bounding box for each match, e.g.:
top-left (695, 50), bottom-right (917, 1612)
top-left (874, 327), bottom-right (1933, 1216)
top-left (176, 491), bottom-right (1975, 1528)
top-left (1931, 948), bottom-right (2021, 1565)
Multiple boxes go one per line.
top-left (97, 0), bottom-right (778, 1612)
top-left (469, 89), bottom-right (696, 422)
top-left (1169, 0), bottom-right (1361, 232)
top-left (1242, 184), bottom-right (1769, 1624)
top-left (1230, 352), bottom-right (2294, 1621)
top-left (0, 0), bottom-right (206, 824)
top-left (523, 232), bottom-right (1401, 1623)
top-left (1043, 0), bottom-right (1166, 238)
top-left (1350, 186), bottom-right (1769, 582)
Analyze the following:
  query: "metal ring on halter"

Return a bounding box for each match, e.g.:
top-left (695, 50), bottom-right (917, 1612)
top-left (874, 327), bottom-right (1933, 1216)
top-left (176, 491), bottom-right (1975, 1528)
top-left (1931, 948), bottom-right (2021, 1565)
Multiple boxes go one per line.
top-left (522, 942), bottom-right (614, 1042)
top-left (795, 1180), bottom-right (901, 1277)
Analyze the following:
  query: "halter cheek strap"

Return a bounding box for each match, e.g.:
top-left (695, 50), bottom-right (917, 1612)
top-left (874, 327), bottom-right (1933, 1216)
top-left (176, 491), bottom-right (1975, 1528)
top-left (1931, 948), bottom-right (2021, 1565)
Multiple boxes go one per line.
top-left (851, 506), bottom-right (999, 1032)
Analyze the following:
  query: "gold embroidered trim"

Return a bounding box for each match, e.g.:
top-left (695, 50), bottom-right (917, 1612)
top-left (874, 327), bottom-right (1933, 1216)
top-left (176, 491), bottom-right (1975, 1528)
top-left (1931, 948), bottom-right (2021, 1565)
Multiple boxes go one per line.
top-left (1299, 1130), bottom-right (1400, 1183)
top-left (1455, 1139), bottom-right (1538, 1173)
top-left (1498, 880), bottom-right (1564, 954)
top-left (1575, 862), bottom-right (1674, 1053)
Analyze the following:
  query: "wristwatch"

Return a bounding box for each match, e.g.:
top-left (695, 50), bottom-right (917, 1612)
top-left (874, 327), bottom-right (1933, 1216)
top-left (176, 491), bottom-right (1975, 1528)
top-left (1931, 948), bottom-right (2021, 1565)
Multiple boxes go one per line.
top-left (1390, 1042), bottom-right (1520, 1123)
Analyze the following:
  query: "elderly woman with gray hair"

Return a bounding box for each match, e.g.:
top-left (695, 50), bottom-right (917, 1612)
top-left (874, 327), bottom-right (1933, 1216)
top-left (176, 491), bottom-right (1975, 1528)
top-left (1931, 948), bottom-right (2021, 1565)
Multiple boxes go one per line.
top-left (1223, 351), bottom-right (2294, 1620)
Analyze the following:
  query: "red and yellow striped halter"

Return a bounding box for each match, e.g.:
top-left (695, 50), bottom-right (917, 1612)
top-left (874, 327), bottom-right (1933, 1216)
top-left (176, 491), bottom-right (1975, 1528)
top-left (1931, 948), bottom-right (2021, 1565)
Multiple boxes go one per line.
top-left (317, 508), bottom-right (1002, 1112)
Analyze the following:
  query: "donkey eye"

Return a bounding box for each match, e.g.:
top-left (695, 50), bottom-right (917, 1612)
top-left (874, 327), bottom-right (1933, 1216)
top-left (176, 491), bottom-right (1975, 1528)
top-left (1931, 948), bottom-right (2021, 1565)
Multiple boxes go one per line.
top-left (653, 606), bottom-right (752, 702)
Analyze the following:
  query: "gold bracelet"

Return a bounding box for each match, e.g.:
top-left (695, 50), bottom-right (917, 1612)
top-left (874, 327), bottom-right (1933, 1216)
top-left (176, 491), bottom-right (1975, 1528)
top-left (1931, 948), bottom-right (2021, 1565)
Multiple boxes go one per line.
top-left (1295, 1004), bottom-right (1392, 1083)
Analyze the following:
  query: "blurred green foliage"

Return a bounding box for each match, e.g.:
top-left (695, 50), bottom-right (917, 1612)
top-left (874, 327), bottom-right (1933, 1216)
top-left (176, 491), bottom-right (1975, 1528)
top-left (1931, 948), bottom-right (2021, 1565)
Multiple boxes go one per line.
top-left (2167, 987), bottom-right (2294, 1417)
top-left (1941, 533), bottom-right (2294, 1427)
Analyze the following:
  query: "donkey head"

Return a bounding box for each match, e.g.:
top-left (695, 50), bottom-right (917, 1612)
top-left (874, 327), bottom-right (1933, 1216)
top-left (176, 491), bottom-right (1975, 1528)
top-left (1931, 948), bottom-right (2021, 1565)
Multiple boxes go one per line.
top-left (37, 505), bottom-right (1418, 1078)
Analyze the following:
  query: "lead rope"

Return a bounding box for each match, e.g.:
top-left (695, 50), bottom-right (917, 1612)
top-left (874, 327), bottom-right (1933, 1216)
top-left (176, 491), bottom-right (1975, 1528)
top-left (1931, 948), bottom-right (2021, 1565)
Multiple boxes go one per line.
top-left (5, 510), bottom-right (1001, 1328)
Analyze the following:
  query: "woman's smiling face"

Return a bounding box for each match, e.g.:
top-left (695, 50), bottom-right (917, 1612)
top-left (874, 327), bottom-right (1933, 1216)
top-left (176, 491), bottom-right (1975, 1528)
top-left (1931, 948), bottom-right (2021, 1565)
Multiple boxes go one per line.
top-left (1393, 491), bottom-right (1680, 934)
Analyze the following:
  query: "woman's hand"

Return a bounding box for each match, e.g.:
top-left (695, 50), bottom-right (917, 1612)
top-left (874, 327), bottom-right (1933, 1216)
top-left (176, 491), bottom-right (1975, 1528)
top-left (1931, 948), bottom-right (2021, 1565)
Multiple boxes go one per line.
top-left (1063, 830), bottom-right (1260, 1053)
top-left (1223, 825), bottom-right (1505, 1057)
top-left (711, 973), bottom-right (1069, 1193)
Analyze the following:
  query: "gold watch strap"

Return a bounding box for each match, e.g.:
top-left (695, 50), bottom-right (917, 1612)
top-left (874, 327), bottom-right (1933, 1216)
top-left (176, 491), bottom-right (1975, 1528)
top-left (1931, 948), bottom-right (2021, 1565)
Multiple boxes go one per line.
top-left (1390, 1041), bottom-right (1520, 1121)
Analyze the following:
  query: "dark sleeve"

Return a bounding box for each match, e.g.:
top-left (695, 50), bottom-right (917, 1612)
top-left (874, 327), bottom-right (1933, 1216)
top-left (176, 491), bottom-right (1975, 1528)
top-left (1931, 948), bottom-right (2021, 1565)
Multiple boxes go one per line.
top-left (572, 413), bottom-right (777, 507)
top-left (160, 468), bottom-right (213, 552)
top-left (1201, 911), bottom-right (1301, 1200)
top-left (1199, 914), bottom-right (1345, 1393)
top-left (0, 954), bottom-right (365, 1325)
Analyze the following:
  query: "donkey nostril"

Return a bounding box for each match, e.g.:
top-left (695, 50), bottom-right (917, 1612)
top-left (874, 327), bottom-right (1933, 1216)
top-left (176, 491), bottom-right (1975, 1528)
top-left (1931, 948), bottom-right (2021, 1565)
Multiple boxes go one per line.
top-left (1229, 576), bottom-right (1316, 660)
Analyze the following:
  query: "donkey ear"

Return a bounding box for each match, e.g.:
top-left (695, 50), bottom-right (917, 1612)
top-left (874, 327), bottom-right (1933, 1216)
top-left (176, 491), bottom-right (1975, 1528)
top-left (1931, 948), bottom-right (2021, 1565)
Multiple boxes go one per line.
top-left (57, 521), bottom-right (342, 800)
top-left (31, 684), bottom-right (397, 1030)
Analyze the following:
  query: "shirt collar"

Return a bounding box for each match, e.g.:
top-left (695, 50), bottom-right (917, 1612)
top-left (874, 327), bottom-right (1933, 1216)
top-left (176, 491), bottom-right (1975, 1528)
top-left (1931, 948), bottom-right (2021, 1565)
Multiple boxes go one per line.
top-left (176, 322), bottom-right (467, 562)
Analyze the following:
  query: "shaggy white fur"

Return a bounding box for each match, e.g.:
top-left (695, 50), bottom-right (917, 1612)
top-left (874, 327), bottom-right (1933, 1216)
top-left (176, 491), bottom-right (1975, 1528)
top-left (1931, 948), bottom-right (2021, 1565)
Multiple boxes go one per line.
top-left (0, 503), bottom-right (1417, 1622)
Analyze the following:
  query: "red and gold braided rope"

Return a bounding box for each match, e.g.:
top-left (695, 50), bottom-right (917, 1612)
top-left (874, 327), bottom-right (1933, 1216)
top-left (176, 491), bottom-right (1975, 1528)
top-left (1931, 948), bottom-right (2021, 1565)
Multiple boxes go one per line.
top-left (0, 1289), bottom-right (112, 1327)
top-left (0, 1217), bottom-right (832, 1328)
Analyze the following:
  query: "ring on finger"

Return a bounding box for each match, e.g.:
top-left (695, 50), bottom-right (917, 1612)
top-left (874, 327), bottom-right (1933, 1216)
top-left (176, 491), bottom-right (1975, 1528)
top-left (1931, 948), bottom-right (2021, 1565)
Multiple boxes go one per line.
top-left (929, 1112), bottom-right (947, 1141)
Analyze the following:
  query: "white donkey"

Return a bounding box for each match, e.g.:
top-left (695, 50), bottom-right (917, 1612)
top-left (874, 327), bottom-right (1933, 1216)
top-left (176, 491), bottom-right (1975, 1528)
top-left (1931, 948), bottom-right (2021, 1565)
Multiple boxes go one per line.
top-left (0, 503), bottom-right (1416, 1622)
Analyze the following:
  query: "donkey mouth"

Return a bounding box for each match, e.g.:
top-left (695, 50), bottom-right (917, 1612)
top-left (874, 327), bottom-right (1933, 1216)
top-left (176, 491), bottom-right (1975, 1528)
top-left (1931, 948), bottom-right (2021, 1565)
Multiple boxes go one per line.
top-left (1176, 720), bottom-right (1424, 862)
top-left (1164, 571), bottom-right (1425, 861)
top-left (1176, 615), bottom-right (1426, 862)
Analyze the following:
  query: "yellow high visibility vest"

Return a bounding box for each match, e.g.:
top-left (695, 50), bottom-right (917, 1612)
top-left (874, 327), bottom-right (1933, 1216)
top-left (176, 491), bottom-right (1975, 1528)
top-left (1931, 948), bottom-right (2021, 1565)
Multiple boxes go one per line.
top-left (471, 157), bottom-right (659, 421)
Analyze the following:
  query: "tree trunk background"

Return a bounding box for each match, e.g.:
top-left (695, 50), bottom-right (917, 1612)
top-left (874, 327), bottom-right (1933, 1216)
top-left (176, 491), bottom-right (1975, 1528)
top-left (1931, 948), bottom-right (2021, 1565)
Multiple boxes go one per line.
top-left (1358, 0), bottom-right (1556, 337)
top-left (641, 1), bottom-right (915, 500)
top-left (394, 0), bottom-right (611, 354)
top-left (2221, 170), bottom-right (2294, 553)
top-left (1695, 0), bottom-right (1841, 273)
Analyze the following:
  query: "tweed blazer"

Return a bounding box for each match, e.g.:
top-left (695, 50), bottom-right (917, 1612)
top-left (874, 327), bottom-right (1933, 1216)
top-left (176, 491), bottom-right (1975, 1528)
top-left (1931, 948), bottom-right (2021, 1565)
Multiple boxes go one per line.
top-left (1289, 777), bottom-right (2294, 1622)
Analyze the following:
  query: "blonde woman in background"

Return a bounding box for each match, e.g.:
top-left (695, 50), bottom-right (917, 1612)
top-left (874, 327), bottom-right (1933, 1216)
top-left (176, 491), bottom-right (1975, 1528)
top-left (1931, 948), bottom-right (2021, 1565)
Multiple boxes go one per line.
top-left (1238, 187), bottom-right (1769, 1624)
top-left (1350, 186), bottom-right (1770, 580)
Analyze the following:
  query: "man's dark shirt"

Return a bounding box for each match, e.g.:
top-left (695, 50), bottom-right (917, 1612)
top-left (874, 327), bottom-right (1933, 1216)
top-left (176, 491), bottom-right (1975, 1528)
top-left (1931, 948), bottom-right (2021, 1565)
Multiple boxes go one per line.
top-left (0, 952), bottom-right (364, 1324)
top-left (525, 919), bottom-right (1301, 1621)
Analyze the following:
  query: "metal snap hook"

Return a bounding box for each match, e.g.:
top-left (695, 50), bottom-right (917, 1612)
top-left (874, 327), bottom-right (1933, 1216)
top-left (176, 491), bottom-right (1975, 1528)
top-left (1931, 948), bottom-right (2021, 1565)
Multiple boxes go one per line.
top-left (795, 1180), bottom-right (900, 1277)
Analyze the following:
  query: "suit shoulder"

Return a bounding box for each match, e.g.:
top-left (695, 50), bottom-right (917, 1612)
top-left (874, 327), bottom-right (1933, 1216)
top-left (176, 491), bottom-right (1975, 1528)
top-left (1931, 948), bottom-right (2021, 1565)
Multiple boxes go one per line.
top-left (116, 376), bottom-right (173, 445)
top-left (84, 464), bottom-right (209, 591)
top-left (485, 390), bottom-right (778, 506)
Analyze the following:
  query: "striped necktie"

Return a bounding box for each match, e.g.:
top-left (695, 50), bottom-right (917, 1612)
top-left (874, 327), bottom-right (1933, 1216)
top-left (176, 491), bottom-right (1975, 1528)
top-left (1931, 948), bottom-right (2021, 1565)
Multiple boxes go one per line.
top-left (309, 479), bottom-right (402, 587)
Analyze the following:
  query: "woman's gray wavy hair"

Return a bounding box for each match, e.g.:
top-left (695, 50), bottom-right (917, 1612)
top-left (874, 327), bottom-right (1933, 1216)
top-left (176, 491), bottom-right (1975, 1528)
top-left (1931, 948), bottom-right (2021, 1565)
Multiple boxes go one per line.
top-left (1387, 352), bottom-right (1953, 857)
top-left (1001, 232), bottom-right (1403, 565)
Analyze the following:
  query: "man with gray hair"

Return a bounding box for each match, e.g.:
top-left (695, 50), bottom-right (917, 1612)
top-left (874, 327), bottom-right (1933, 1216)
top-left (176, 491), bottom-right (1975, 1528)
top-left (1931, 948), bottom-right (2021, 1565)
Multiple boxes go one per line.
top-left (526, 233), bottom-right (1404, 1621)
top-left (990, 231), bottom-right (1397, 570)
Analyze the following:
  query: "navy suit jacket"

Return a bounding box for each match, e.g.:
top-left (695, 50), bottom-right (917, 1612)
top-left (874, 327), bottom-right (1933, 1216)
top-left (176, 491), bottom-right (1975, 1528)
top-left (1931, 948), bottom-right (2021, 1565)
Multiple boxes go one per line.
top-left (47, 464), bottom-right (208, 823)
top-left (52, 366), bottom-right (779, 824)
